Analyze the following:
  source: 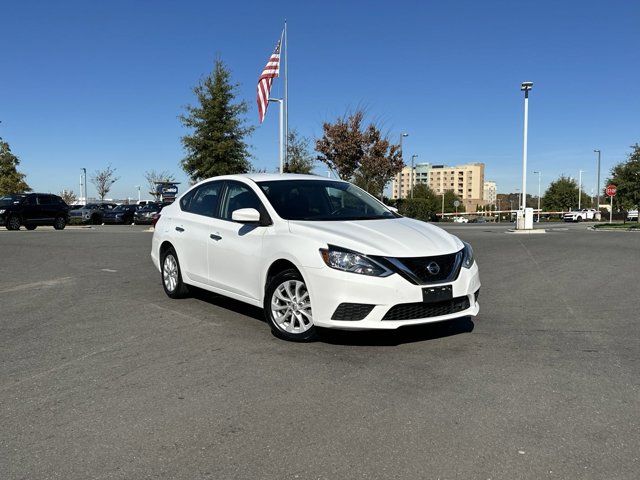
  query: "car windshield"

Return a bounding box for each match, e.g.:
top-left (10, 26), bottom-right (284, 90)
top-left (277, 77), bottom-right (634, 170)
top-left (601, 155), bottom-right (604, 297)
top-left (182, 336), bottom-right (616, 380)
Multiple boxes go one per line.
top-left (257, 180), bottom-right (396, 221)
top-left (113, 205), bottom-right (132, 211)
top-left (139, 204), bottom-right (159, 212)
top-left (0, 194), bottom-right (26, 206)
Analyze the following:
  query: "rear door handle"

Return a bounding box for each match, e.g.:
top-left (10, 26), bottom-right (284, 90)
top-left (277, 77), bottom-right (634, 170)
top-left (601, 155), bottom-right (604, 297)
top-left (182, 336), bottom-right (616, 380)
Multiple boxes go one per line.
top-left (210, 233), bottom-right (222, 241)
top-left (175, 226), bottom-right (185, 232)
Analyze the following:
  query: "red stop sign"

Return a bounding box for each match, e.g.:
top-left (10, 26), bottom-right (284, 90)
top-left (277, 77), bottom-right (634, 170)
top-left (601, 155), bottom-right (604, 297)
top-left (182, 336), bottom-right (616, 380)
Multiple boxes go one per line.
top-left (606, 185), bottom-right (617, 197)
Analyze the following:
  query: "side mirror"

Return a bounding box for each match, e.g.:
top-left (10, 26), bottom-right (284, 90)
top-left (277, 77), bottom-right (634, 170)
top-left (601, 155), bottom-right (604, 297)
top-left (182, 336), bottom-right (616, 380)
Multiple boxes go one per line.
top-left (231, 208), bottom-right (260, 224)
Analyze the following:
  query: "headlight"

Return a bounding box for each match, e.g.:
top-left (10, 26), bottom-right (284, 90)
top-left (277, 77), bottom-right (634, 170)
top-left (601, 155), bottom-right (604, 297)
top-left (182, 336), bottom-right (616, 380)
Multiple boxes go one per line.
top-left (319, 246), bottom-right (392, 277)
top-left (0, 209), bottom-right (5, 214)
top-left (462, 241), bottom-right (474, 269)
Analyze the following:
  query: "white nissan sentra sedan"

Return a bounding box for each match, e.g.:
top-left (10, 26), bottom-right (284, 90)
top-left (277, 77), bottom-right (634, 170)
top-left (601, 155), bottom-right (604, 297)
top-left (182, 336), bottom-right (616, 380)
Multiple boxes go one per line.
top-left (151, 174), bottom-right (480, 341)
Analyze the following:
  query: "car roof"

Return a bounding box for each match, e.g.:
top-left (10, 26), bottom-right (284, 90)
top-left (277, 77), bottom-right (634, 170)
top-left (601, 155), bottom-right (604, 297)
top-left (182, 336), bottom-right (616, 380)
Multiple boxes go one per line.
top-left (192, 173), bottom-right (345, 185)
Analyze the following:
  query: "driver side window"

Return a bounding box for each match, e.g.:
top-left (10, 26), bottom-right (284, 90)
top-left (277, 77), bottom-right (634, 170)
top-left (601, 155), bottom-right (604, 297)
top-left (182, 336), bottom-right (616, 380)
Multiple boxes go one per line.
top-left (220, 182), bottom-right (262, 221)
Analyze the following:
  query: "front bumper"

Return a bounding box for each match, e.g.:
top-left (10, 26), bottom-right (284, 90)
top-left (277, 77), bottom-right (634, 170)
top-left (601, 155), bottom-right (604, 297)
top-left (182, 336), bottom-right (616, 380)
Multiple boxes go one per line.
top-left (304, 261), bottom-right (480, 330)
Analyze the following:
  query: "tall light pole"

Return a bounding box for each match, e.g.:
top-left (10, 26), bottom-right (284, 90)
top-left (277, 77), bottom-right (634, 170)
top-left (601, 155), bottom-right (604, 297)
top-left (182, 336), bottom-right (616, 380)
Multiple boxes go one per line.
top-left (136, 185), bottom-right (141, 203)
top-left (399, 133), bottom-right (408, 198)
top-left (578, 170), bottom-right (584, 210)
top-left (410, 154), bottom-right (418, 199)
top-left (515, 188), bottom-right (521, 209)
top-left (594, 149), bottom-right (601, 210)
top-left (533, 171), bottom-right (542, 222)
top-left (520, 82), bottom-right (533, 225)
top-left (81, 168), bottom-right (87, 205)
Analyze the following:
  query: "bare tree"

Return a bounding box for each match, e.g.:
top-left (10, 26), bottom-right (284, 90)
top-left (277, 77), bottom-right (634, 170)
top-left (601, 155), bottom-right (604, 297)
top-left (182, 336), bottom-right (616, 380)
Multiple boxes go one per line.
top-left (144, 170), bottom-right (176, 200)
top-left (59, 189), bottom-right (78, 205)
top-left (91, 165), bottom-right (119, 201)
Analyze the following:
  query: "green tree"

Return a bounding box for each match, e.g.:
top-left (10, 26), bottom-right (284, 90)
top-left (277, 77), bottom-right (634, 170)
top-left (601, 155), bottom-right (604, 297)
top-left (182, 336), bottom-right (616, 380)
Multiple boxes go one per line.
top-left (0, 137), bottom-right (31, 195)
top-left (285, 129), bottom-right (314, 174)
top-left (605, 144), bottom-right (640, 215)
top-left (397, 184), bottom-right (439, 221)
top-left (316, 109), bottom-right (403, 196)
top-left (442, 190), bottom-right (465, 213)
top-left (180, 59), bottom-right (254, 181)
top-left (542, 175), bottom-right (590, 211)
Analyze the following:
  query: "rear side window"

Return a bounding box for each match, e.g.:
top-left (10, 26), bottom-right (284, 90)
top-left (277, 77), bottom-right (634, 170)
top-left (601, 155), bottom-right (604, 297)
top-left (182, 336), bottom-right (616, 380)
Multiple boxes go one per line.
top-left (183, 182), bottom-right (222, 217)
top-left (37, 195), bottom-right (54, 205)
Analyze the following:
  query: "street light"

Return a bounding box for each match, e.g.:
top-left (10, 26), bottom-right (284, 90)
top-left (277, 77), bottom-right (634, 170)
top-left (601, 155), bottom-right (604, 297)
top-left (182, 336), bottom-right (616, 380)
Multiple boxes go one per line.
top-left (594, 149), bottom-right (601, 210)
top-left (81, 168), bottom-right (87, 205)
top-left (533, 171), bottom-right (542, 222)
top-left (520, 81), bottom-right (533, 226)
top-left (399, 133), bottom-right (409, 198)
top-left (135, 185), bottom-right (141, 203)
top-left (410, 154), bottom-right (418, 199)
top-left (578, 170), bottom-right (584, 210)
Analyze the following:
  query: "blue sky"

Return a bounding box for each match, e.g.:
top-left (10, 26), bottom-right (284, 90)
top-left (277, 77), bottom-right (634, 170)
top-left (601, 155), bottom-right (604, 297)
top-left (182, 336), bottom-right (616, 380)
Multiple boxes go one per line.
top-left (1, 0), bottom-right (638, 199)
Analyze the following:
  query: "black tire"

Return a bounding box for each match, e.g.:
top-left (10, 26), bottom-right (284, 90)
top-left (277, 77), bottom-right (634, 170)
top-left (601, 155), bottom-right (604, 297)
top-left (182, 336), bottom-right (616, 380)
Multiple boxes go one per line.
top-left (25, 224), bottom-right (37, 231)
top-left (264, 268), bottom-right (317, 342)
top-left (577, 216), bottom-right (582, 222)
top-left (53, 216), bottom-right (66, 230)
top-left (6, 215), bottom-right (21, 230)
top-left (161, 247), bottom-right (189, 299)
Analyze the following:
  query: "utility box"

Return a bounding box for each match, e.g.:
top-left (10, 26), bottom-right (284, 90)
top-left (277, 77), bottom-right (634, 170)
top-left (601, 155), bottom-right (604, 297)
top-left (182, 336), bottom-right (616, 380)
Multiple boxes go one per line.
top-left (524, 207), bottom-right (534, 229)
top-left (516, 208), bottom-right (534, 230)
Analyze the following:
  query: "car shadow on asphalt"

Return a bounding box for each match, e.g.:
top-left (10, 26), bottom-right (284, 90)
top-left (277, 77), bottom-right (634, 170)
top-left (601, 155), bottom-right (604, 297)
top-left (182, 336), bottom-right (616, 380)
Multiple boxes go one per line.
top-left (316, 317), bottom-right (475, 346)
top-left (189, 287), bottom-right (474, 346)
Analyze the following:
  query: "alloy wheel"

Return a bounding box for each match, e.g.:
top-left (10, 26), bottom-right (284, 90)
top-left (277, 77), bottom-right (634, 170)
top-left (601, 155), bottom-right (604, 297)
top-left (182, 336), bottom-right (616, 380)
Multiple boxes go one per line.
top-left (270, 280), bottom-right (313, 333)
top-left (8, 216), bottom-right (20, 230)
top-left (163, 254), bottom-right (179, 292)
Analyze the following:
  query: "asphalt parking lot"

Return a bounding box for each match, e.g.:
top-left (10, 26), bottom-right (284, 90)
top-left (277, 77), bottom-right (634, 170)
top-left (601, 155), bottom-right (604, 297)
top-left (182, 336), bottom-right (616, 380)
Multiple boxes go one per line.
top-left (1, 223), bottom-right (638, 479)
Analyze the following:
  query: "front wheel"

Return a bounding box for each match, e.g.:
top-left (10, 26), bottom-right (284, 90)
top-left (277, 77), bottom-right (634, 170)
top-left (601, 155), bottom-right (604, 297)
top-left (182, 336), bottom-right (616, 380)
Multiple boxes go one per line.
top-left (6, 215), bottom-right (21, 230)
top-left (161, 247), bottom-right (189, 299)
top-left (53, 216), bottom-right (66, 230)
top-left (264, 269), bottom-right (317, 341)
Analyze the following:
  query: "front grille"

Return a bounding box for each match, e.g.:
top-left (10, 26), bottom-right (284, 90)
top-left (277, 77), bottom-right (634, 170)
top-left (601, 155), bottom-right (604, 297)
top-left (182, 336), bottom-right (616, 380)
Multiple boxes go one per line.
top-left (382, 296), bottom-right (470, 321)
top-left (331, 303), bottom-right (375, 321)
top-left (382, 250), bottom-right (463, 285)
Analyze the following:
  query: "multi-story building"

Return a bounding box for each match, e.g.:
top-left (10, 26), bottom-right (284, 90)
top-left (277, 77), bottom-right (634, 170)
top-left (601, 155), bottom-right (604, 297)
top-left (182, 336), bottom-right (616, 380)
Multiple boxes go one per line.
top-left (427, 163), bottom-right (486, 211)
top-left (391, 163), bottom-right (431, 199)
top-left (483, 181), bottom-right (497, 206)
top-left (391, 162), bottom-right (487, 211)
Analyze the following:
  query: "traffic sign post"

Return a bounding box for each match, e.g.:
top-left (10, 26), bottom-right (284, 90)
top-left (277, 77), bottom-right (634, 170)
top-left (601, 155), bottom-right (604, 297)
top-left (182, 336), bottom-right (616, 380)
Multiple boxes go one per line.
top-left (453, 200), bottom-right (460, 215)
top-left (606, 184), bottom-right (616, 223)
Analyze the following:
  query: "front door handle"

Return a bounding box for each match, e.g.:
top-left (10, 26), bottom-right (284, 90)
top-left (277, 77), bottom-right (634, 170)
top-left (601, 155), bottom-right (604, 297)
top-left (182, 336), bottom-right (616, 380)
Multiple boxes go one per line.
top-left (175, 226), bottom-right (185, 232)
top-left (210, 233), bottom-right (222, 241)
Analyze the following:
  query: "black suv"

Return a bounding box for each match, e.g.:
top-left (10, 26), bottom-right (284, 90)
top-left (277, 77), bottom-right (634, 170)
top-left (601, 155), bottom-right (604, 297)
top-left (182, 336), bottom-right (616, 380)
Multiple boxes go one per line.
top-left (0, 193), bottom-right (70, 230)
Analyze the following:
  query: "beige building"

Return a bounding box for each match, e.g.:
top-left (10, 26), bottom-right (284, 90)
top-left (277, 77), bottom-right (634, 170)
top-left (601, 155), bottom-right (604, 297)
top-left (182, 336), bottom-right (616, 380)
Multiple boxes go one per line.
top-left (483, 180), bottom-right (497, 205)
top-left (427, 163), bottom-right (486, 211)
top-left (391, 163), bottom-right (431, 199)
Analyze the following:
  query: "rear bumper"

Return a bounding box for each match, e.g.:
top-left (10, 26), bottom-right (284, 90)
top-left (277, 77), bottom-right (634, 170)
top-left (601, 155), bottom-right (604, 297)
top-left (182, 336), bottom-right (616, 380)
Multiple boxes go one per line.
top-left (304, 262), bottom-right (480, 330)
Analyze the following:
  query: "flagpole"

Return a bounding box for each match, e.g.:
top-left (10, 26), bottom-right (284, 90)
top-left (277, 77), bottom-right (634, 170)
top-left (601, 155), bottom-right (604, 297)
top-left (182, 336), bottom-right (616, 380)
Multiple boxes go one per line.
top-left (284, 20), bottom-right (288, 172)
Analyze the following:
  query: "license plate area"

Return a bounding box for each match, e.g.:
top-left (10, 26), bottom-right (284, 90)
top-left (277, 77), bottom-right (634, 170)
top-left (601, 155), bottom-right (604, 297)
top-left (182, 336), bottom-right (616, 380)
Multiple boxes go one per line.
top-left (422, 285), bottom-right (453, 303)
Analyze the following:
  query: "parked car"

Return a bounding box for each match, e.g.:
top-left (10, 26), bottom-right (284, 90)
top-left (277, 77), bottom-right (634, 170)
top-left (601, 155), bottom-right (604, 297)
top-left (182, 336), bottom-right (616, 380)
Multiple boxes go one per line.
top-left (627, 210), bottom-right (638, 221)
top-left (563, 208), bottom-right (598, 222)
top-left (0, 193), bottom-right (69, 230)
top-left (69, 203), bottom-right (117, 224)
top-left (102, 204), bottom-right (139, 224)
top-left (151, 174), bottom-right (480, 341)
top-left (453, 216), bottom-right (469, 223)
top-left (134, 202), bottom-right (166, 225)
top-left (469, 217), bottom-right (488, 223)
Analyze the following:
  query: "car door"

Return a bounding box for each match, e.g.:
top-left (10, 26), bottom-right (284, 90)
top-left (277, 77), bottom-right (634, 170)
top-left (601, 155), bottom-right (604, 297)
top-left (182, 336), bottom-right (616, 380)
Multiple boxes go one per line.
top-left (207, 181), bottom-right (268, 301)
top-left (21, 195), bottom-right (39, 223)
top-left (172, 181), bottom-right (223, 286)
top-left (38, 195), bottom-right (56, 223)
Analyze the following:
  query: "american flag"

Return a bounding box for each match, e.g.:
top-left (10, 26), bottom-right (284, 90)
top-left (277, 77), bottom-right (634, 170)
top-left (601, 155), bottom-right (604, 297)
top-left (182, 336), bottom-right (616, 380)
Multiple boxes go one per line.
top-left (257, 35), bottom-right (282, 124)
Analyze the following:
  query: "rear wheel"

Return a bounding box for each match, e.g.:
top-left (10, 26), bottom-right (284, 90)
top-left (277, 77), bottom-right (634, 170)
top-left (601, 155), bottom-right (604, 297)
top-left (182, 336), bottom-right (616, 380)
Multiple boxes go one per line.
top-left (576, 216), bottom-right (583, 222)
top-left (25, 224), bottom-right (37, 230)
top-left (264, 269), bottom-right (317, 342)
top-left (53, 216), bottom-right (66, 230)
top-left (6, 215), bottom-right (20, 230)
top-left (161, 247), bottom-right (189, 298)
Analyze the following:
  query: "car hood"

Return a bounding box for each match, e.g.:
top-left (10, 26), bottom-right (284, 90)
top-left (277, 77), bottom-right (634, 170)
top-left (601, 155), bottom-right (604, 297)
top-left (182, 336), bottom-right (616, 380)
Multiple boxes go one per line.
top-left (288, 217), bottom-right (463, 257)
